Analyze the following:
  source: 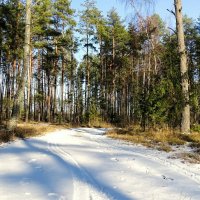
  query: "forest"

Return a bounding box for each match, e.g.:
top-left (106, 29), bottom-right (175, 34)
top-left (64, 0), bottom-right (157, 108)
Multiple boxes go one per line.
top-left (0, 0), bottom-right (200, 133)
top-left (1, 1), bottom-right (200, 199)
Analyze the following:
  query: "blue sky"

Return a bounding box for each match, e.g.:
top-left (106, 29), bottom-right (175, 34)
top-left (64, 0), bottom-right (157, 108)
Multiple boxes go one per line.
top-left (71, 0), bottom-right (200, 24)
top-left (71, 0), bottom-right (200, 61)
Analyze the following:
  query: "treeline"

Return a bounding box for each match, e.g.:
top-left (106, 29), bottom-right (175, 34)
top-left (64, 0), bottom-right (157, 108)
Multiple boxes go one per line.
top-left (0, 0), bottom-right (200, 130)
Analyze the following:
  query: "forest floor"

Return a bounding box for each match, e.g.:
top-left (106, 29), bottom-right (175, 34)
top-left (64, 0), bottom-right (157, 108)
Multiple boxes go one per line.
top-left (107, 127), bottom-right (200, 164)
top-left (0, 128), bottom-right (200, 200)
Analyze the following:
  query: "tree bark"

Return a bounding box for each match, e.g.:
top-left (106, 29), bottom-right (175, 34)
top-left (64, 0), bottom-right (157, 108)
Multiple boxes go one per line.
top-left (174, 0), bottom-right (190, 134)
top-left (8, 0), bottom-right (32, 130)
top-left (61, 54), bottom-right (65, 123)
top-left (25, 49), bottom-right (32, 122)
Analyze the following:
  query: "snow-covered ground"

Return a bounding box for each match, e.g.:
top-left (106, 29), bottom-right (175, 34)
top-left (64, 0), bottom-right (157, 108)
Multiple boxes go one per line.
top-left (0, 128), bottom-right (200, 200)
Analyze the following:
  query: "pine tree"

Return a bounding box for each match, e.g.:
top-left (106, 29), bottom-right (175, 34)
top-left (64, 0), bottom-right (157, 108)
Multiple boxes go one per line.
top-left (53, 0), bottom-right (75, 123)
top-left (8, 0), bottom-right (32, 130)
top-left (79, 0), bottom-right (100, 125)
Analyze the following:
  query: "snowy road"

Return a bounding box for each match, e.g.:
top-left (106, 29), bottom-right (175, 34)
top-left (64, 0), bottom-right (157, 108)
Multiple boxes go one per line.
top-left (0, 128), bottom-right (200, 200)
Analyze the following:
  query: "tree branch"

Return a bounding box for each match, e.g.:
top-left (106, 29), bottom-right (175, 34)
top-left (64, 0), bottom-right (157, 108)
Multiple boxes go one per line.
top-left (167, 9), bottom-right (175, 16)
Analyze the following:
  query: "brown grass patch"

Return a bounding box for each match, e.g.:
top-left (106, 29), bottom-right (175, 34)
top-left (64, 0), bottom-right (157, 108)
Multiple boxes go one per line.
top-left (172, 152), bottom-right (200, 164)
top-left (107, 126), bottom-right (200, 159)
top-left (14, 122), bottom-right (60, 139)
top-left (180, 132), bottom-right (200, 143)
top-left (88, 118), bottom-right (113, 128)
top-left (106, 127), bottom-right (188, 152)
top-left (0, 122), bottom-right (72, 144)
top-left (157, 145), bottom-right (172, 152)
top-left (0, 130), bottom-right (15, 143)
top-left (0, 120), bottom-right (112, 144)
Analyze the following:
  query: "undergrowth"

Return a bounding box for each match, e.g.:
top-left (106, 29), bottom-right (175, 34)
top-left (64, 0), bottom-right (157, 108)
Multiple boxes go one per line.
top-left (0, 122), bottom-right (70, 144)
top-left (107, 126), bottom-right (200, 155)
top-left (0, 120), bottom-right (112, 144)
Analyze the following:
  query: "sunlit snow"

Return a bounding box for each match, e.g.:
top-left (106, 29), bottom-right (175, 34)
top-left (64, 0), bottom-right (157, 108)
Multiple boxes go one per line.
top-left (0, 128), bottom-right (200, 200)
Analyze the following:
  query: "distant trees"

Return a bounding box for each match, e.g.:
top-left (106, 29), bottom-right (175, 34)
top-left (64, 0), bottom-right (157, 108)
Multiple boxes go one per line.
top-left (122, 0), bottom-right (191, 133)
top-left (0, 0), bottom-right (199, 132)
top-left (79, 0), bottom-right (101, 125)
top-left (6, 0), bottom-right (32, 129)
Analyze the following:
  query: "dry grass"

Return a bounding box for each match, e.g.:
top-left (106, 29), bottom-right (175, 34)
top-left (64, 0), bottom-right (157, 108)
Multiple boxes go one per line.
top-left (0, 120), bottom-right (112, 144)
top-left (107, 128), bottom-right (183, 152)
top-left (91, 121), bottom-right (113, 128)
top-left (171, 152), bottom-right (200, 164)
top-left (107, 126), bottom-right (200, 154)
top-left (88, 118), bottom-right (113, 128)
top-left (14, 122), bottom-right (61, 138)
top-left (181, 133), bottom-right (200, 147)
top-left (0, 130), bottom-right (15, 143)
top-left (0, 122), bottom-right (71, 144)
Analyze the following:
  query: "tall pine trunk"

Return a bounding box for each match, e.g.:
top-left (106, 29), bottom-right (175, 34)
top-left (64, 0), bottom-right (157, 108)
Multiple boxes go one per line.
top-left (25, 49), bottom-right (32, 122)
top-left (174, 0), bottom-right (190, 134)
top-left (37, 51), bottom-right (40, 121)
top-left (8, 0), bottom-right (32, 130)
top-left (86, 32), bottom-right (90, 126)
top-left (61, 54), bottom-right (65, 123)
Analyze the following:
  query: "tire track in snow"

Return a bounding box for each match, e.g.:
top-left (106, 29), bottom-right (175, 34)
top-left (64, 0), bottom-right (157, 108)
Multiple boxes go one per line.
top-left (48, 141), bottom-right (89, 200)
top-left (48, 139), bottom-right (111, 200)
top-left (71, 129), bottom-right (200, 185)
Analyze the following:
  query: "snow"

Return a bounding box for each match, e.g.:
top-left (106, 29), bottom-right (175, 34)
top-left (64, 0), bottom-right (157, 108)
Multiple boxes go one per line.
top-left (0, 128), bottom-right (200, 200)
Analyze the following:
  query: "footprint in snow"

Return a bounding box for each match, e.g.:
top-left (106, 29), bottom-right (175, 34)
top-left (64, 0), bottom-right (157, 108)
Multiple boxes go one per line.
top-left (162, 175), bottom-right (174, 181)
top-left (110, 157), bottom-right (119, 161)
